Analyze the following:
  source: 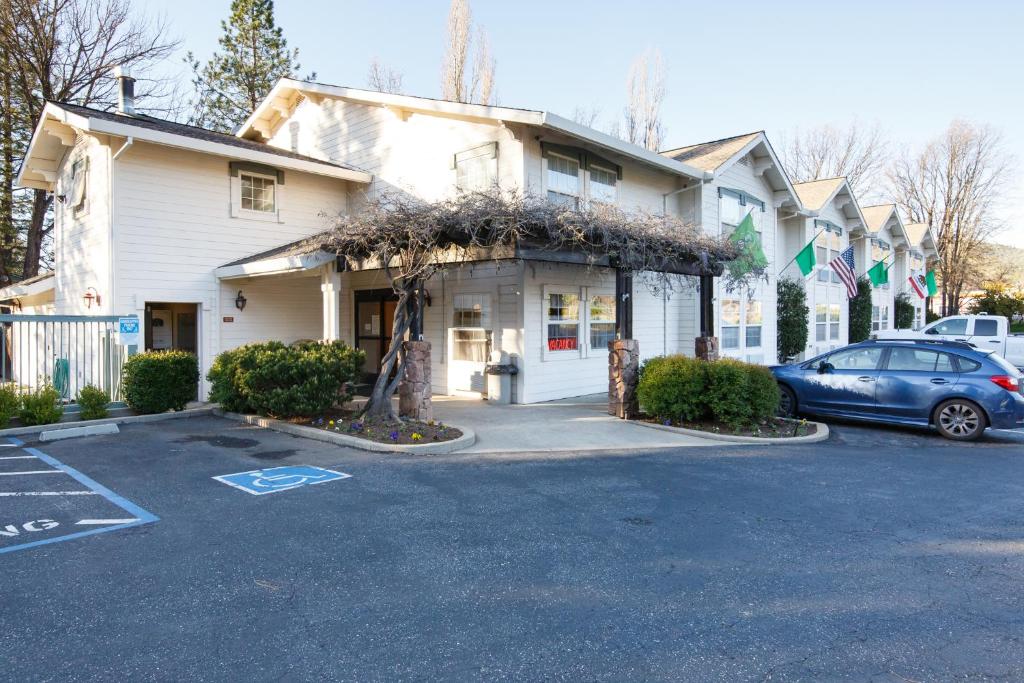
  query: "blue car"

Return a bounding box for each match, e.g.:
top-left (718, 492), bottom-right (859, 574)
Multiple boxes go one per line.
top-left (771, 339), bottom-right (1024, 441)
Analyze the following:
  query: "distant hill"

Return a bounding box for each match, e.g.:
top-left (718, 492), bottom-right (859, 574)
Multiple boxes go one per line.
top-left (971, 243), bottom-right (1024, 291)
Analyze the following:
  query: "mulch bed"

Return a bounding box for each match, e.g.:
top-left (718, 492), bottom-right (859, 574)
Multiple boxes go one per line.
top-left (295, 411), bottom-right (463, 445)
top-left (639, 415), bottom-right (818, 438)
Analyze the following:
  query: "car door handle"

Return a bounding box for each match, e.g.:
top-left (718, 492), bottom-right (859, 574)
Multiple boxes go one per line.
top-left (930, 378), bottom-right (949, 385)
top-left (857, 376), bottom-right (875, 382)
top-left (987, 340), bottom-right (1001, 344)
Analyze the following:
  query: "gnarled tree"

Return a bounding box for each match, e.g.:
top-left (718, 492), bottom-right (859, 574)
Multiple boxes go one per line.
top-left (315, 191), bottom-right (741, 422)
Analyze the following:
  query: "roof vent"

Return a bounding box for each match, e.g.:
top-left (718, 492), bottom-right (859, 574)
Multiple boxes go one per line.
top-left (113, 66), bottom-right (135, 115)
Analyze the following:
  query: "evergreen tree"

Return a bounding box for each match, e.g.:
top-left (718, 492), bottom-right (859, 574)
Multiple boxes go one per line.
top-left (187, 0), bottom-right (307, 133)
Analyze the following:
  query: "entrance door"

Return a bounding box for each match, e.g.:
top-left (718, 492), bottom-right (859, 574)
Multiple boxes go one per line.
top-left (354, 289), bottom-right (398, 387)
top-left (144, 302), bottom-right (200, 400)
top-left (448, 293), bottom-right (491, 394)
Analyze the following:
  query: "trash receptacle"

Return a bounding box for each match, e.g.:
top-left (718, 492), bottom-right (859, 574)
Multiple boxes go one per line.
top-left (485, 350), bottom-right (518, 404)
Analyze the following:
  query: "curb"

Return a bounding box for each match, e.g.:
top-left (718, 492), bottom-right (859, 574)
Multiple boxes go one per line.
top-left (630, 419), bottom-right (830, 444)
top-left (0, 406), bottom-right (217, 439)
top-left (215, 410), bottom-right (477, 455)
top-left (40, 423), bottom-right (120, 442)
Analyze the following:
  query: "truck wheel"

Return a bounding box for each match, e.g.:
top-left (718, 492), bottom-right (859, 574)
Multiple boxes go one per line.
top-left (777, 385), bottom-right (797, 418)
top-left (933, 399), bottom-right (987, 441)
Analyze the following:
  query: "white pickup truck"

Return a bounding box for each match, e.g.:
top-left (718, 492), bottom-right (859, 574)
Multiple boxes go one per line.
top-left (877, 314), bottom-right (1024, 368)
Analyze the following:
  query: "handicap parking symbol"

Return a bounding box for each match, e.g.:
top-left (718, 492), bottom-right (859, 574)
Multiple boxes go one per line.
top-left (213, 466), bottom-right (351, 496)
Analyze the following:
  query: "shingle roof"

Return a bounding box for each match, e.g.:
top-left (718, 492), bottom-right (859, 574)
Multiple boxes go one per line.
top-left (219, 233), bottom-right (331, 268)
top-left (904, 222), bottom-right (930, 247)
top-left (54, 102), bottom-right (365, 173)
top-left (861, 204), bottom-right (897, 233)
top-left (659, 132), bottom-right (762, 172)
top-left (791, 177), bottom-right (847, 211)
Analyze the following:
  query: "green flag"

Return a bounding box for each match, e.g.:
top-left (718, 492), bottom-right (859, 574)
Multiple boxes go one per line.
top-left (727, 211), bottom-right (768, 279)
top-left (925, 270), bottom-right (938, 296)
top-left (794, 240), bottom-right (816, 277)
top-left (867, 259), bottom-right (888, 287)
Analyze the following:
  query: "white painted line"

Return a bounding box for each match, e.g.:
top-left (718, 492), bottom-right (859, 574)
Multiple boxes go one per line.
top-left (0, 444), bottom-right (17, 447)
top-left (0, 470), bottom-right (61, 475)
top-left (0, 491), bottom-right (99, 496)
top-left (39, 423), bottom-right (120, 442)
top-left (75, 518), bottom-right (140, 525)
top-left (0, 455), bottom-right (38, 460)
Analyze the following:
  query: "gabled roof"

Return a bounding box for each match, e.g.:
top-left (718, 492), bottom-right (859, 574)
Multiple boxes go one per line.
top-left (215, 234), bottom-right (334, 280)
top-left (904, 222), bottom-right (939, 258)
top-left (860, 203), bottom-right (910, 247)
top-left (238, 78), bottom-right (710, 182)
top-left (791, 177), bottom-right (868, 234)
top-left (659, 132), bottom-right (762, 173)
top-left (17, 101), bottom-right (372, 190)
top-left (659, 131), bottom-right (802, 210)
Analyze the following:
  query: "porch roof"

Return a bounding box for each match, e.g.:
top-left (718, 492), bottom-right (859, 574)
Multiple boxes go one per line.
top-left (215, 239), bottom-right (336, 280)
top-left (0, 272), bottom-right (55, 302)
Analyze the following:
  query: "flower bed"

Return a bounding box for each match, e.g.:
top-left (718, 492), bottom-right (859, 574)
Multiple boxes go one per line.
top-left (300, 412), bottom-right (463, 445)
top-left (640, 415), bottom-right (817, 439)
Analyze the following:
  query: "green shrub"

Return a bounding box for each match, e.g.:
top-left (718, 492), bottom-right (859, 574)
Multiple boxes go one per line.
top-left (207, 341), bottom-right (364, 418)
top-left (122, 351), bottom-right (199, 414)
top-left (704, 359), bottom-right (752, 426)
top-left (894, 292), bottom-right (916, 330)
top-left (19, 385), bottom-right (63, 426)
top-left (745, 363), bottom-right (780, 422)
top-left (76, 385), bottom-right (110, 421)
top-left (0, 384), bottom-right (20, 428)
top-left (926, 309), bottom-right (941, 324)
top-left (637, 355), bottom-right (707, 422)
top-left (848, 278), bottom-right (873, 342)
top-left (777, 278), bottom-right (809, 362)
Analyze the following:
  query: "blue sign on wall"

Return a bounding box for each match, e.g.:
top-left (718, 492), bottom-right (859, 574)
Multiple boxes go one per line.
top-left (213, 465), bottom-right (351, 496)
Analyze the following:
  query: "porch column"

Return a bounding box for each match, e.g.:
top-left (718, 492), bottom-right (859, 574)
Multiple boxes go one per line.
top-left (320, 262), bottom-right (342, 342)
top-left (609, 267), bottom-right (638, 418)
top-left (695, 273), bottom-right (719, 361)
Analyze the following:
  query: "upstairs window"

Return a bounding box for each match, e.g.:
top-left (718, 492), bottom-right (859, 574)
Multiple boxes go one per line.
top-left (454, 142), bottom-right (498, 193)
top-left (589, 165), bottom-right (618, 205)
top-left (546, 153), bottom-right (581, 208)
top-left (871, 239), bottom-right (892, 289)
top-left (241, 173), bottom-right (276, 213)
top-left (815, 224), bottom-right (842, 284)
top-left (70, 157), bottom-right (89, 215)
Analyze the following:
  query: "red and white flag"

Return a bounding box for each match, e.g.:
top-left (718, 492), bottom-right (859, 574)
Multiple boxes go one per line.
top-left (908, 272), bottom-right (927, 299)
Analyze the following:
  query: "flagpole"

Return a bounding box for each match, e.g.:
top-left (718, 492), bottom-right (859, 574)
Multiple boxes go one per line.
top-left (776, 228), bottom-right (826, 276)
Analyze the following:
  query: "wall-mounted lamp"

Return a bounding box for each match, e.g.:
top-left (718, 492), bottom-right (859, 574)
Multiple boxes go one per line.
top-left (55, 194), bottom-right (67, 204)
top-left (83, 287), bottom-right (101, 309)
top-left (234, 290), bottom-right (247, 311)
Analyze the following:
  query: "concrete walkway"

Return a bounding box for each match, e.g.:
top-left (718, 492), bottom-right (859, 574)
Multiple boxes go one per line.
top-left (431, 394), bottom-right (721, 453)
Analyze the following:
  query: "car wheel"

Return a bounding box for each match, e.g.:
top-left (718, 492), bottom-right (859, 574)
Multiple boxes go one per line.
top-left (933, 399), bottom-right (987, 441)
top-left (777, 384), bottom-right (797, 418)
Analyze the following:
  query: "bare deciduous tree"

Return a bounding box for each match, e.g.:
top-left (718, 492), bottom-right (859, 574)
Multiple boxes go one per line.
top-left (889, 120), bottom-right (1013, 314)
top-left (439, 0), bottom-right (495, 105)
top-left (0, 0), bottom-right (178, 279)
top-left (366, 57), bottom-right (404, 94)
top-left (623, 48), bottom-right (666, 151)
top-left (780, 121), bottom-right (889, 199)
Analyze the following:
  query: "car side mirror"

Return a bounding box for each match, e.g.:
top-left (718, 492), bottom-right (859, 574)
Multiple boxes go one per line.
top-left (818, 362), bottom-right (834, 374)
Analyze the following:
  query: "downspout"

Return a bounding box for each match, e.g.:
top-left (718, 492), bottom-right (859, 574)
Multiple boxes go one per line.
top-left (108, 136), bottom-right (132, 319)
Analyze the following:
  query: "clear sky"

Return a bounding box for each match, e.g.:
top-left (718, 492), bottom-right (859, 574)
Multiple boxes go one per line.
top-left (148, 0), bottom-right (1024, 246)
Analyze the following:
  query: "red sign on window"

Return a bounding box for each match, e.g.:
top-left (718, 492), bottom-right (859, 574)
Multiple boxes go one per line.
top-left (547, 337), bottom-right (578, 351)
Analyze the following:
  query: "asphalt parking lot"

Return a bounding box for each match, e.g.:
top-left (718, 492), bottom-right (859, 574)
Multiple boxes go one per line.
top-left (3, 416), bottom-right (1024, 681)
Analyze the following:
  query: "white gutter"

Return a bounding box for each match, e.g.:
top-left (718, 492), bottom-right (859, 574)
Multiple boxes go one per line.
top-left (214, 250), bottom-right (336, 280)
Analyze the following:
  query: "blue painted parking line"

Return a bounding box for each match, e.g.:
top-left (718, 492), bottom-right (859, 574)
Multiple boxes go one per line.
top-left (213, 465), bottom-right (352, 496)
top-left (0, 439), bottom-right (158, 556)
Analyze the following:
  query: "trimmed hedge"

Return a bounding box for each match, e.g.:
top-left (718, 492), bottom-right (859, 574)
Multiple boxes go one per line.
top-left (122, 351), bottom-right (199, 414)
top-left (777, 277), bottom-right (809, 362)
top-left (0, 384), bottom-right (19, 428)
top-left (638, 355), bottom-right (779, 427)
top-left (207, 341), bottom-right (364, 418)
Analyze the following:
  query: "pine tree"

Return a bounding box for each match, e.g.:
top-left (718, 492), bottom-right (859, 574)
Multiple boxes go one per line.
top-left (187, 0), bottom-right (307, 133)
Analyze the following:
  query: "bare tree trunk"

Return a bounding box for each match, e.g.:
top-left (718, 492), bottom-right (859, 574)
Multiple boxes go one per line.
top-left (22, 190), bottom-right (49, 278)
top-left (361, 279), bottom-right (415, 422)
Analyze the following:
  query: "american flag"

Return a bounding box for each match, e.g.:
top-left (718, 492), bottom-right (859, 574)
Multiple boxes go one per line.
top-left (829, 246), bottom-right (858, 298)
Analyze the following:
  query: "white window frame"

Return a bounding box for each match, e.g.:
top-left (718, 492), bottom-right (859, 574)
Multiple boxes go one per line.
top-left (719, 286), bottom-right (764, 360)
top-left (586, 162), bottom-right (619, 206)
top-left (231, 169), bottom-right (283, 223)
top-left (70, 156), bottom-right (89, 217)
top-left (544, 152), bottom-right (582, 209)
top-left (871, 238), bottom-right (892, 290)
top-left (586, 290), bottom-right (616, 355)
top-left (453, 142), bottom-right (498, 193)
top-left (450, 292), bottom-right (492, 363)
top-left (542, 149), bottom-right (620, 209)
top-left (541, 285), bottom-right (616, 361)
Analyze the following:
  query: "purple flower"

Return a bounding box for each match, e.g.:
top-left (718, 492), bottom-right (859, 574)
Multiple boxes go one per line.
top-left (350, 421), bottom-right (363, 432)
top-left (663, 419), bottom-right (672, 426)
top-left (389, 430), bottom-right (399, 441)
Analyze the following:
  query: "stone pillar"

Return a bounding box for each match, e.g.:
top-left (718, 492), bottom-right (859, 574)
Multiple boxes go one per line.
top-left (695, 336), bottom-right (719, 361)
top-left (399, 340), bottom-right (432, 421)
top-left (608, 339), bottom-right (639, 419)
top-left (320, 263), bottom-right (342, 342)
